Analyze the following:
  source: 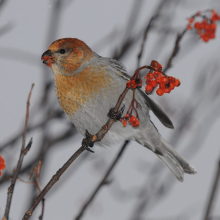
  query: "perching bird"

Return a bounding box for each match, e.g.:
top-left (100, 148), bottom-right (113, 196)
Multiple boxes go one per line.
top-left (41, 38), bottom-right (197, 182)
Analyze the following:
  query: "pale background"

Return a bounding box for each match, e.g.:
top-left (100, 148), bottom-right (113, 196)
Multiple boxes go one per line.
top-left (0, 0), bottom-right (220, 219)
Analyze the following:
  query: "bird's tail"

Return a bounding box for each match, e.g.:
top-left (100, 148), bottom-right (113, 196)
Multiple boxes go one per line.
top-left (156, 139), bottom-right (197, 182)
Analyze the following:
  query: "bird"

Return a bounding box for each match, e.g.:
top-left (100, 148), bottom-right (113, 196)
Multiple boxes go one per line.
top-left (41, 38), bottom-right (197, 182)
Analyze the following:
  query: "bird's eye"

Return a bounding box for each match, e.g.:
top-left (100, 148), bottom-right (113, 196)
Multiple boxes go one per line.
top-left (60, 49), bottom-right (65, 54)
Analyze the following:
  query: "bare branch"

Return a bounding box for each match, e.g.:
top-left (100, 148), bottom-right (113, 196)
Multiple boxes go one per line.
top-left (137, 17), bottom-right (154, 68)
top-left (39, 198), bottom-right (45, 220)
top-left (22, 146), bottom-right (85, 220)
top-left (163, 28), bottom-right (187, 73)
top-left (3, 84), bottom-right (34, 220)
top-left (74, 140), bottom-right (129, 220)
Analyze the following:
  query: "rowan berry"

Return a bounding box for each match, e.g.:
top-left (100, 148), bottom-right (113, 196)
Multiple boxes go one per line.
top-left (174, 79), bottom-right (181, 87)
top-left (169, 83), bottom-right (175, 90)
top-left (132, 120), bottom-right (140, 128)
top-left (0, 155), bottom-right (6, 176)
top-left (124, 114), bottom-right (130, 120)
top-left (156, 88), bottom-right (164, 96)
top-left (159, 83), bottom-right (165, 90)
top-left (164, 88), bottom-right (171, 93)
top-left (129, 115), bottom-right (136, 124)
top-left (154, 71), bottom-right (162, 79)
top-left (130, 80), bottom-right (137, 89)
top-left (161, 76), bottom-right (169, 83)
top-left (122, 120), bottom-right (127, 127)
top-left (145, 85), bottom-right (153, 93)
top-left (151, 80), bottom-right (158, 88)
top-left (146, 73), bottom-right (154, 79)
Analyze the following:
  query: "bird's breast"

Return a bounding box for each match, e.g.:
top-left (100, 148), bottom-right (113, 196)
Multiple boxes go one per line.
top-left (54, 66), bottom-right (112, 117)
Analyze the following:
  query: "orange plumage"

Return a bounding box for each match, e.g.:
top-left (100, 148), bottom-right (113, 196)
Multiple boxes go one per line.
top-left (54, 66), bottom-right (111, 116)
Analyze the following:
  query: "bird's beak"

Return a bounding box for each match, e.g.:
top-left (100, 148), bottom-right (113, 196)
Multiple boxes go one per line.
top-left (41, 50), bottom-right (55, 68)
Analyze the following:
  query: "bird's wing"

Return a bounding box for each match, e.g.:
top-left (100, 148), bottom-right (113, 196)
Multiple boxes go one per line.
top-left (106, 58), bottom-right (174, 129)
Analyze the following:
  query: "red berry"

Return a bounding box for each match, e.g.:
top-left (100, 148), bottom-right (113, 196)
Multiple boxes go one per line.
top-left (174, 79), bottom-right (181, 87)
top-left (145, 85), bottom-right (153, 93)
top-left (156, 88), bottom-right (164, 96)
top-left (126, 81), bottom-right (131, 88)
top-left (122, 120), bottom-right (127, 127)
top-left (130, 80), bottom-right (137, 89)
top-left (154, 71), bottom-right (162, 79)
top-left (0, 163), bottom-right (5, 170)
top-left (168, 76), bottom-right (175, 83)
top-left (210, 23), bottom-right (216, 29)
top-left (194, 22), bottom-right (201, 29)
top-left (150, 60), bottom-right (158, 68)
top-left (132, 120), bottom-right (140, 128)
top-left (159, 83), bottom-right (165, 90)
top-left (161, 76), bottom-right (169, 83)
top-left (157, 64), bottom-right (163, 72)
top-left (146, 73), bottom-right (154, 79)
top-left (151, 80), bottom-right (158, 88)
top-left (146, 79), bottom-right (152, 85)
top-left (164, 88), bottom-right (171, 93)
top-left (129, 115), bottom-right (136, 124)
top-left (124, 114), bottom-right (129, 120)
top-left (169, 83), bottom-right (175, 90)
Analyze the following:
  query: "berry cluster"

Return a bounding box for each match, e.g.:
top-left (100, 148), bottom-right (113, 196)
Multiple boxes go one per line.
top-left (121, 114), bottom-right (140, 128)
top-left (123, 67), bottom-right (144, 128)
top-left (121, 61), bottom-right (181, 128)
top-left (187, 10), bottom-right (220, 42)
top-left (144, 61), bottom-right (180, 96)
top-left (0, 155), bottom-right (6, 176)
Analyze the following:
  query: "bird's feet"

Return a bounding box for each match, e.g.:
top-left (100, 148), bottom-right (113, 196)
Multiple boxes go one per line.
top-left (82, 130), bottom-right (94, 153)
top-left (107, 105), bottom-right (125, 121)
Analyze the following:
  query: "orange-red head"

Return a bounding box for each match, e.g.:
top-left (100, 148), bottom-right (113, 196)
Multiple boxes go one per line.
top-left (41, 38), bottom-right (94, 74)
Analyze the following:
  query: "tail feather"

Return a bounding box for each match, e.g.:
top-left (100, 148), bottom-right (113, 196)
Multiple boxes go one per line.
top-left (155, 139), bottom-right (197, 182)
top-left (156, 153), bottom-right (184, 182)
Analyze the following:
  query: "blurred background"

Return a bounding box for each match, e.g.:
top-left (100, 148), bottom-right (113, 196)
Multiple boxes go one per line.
top-left (0, 0), bottom-right (220, 219)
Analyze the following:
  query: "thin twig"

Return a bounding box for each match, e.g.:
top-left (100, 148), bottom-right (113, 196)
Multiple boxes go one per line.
top-left (39, 198), bottom-right (45, 220)
top-left (203, 157), bottom-right (220, 220)
top-left (75, 140), bottom-right (129, 220)
top-left (163, 28), bottom-right (187, 73)
top-left (22, 146), bottom-right (85, 220)
top-left (22, 84), bottom-right (34, 151)
top-left (137, 17), bottom-right (154, 68)
top-left (3, 84), bottom-right (34, 220)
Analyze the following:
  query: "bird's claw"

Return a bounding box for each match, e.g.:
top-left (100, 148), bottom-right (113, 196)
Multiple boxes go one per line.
top-left (107, 105), bottom-right (125, 121)
top-left (82, 130), bottom-right (94, 153)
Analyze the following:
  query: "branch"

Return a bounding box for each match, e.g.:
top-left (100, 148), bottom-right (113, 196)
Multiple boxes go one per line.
top-left (22, 146), bottom-right (85, 220)
top-left (137, 17), bottom-right (154, 68)
top-left (22, 75), bottom-right (132, 219)
top-left (39, 198), bottom-right (45, 220)
top-left (203, 157), bottom-right (220, 220)
top-left (163, 28), bottom-right (187, 73)
top-left (3, 84), bottom-right (34, 220)
top-left (74, 140), bottom-right (130, 220)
